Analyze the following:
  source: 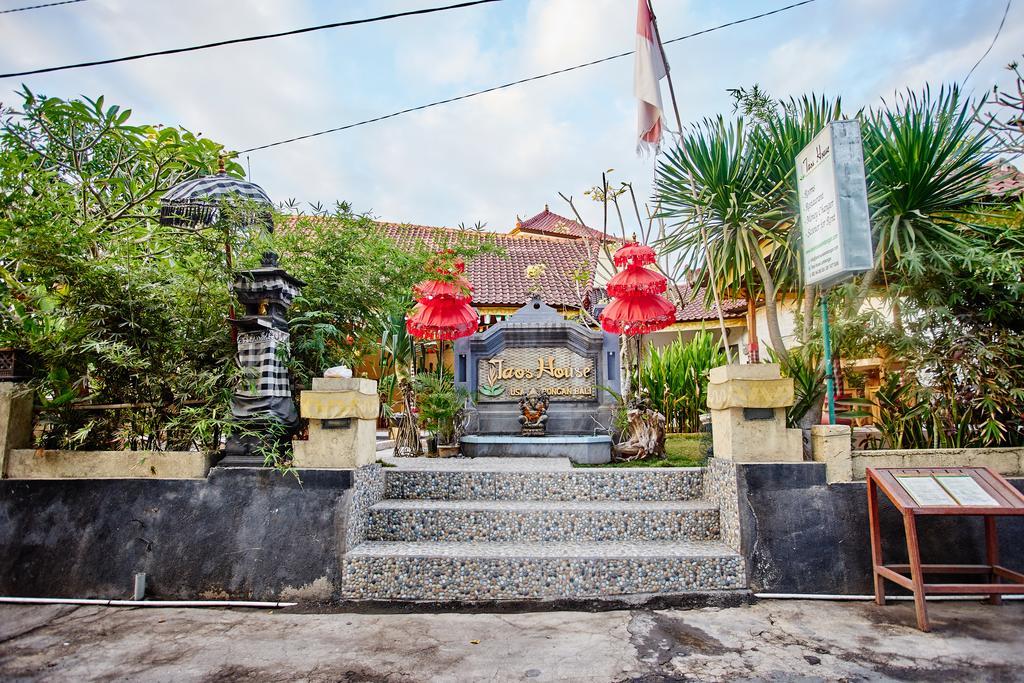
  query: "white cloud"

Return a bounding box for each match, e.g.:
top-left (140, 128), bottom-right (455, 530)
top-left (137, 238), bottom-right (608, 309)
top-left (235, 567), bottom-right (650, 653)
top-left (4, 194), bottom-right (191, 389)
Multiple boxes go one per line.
top-left (1, 0), bottom-right (1020, 236)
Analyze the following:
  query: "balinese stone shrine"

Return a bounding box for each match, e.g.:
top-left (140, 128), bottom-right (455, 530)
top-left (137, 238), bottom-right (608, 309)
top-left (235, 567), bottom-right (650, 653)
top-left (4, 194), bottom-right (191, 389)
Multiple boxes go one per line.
top-left (455, 296), bottom-right (619, 464)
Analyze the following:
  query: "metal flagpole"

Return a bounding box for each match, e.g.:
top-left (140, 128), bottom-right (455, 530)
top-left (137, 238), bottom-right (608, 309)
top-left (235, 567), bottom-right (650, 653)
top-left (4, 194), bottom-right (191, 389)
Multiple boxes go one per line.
top-left (821, 291), bottom-right (836, 424)
top-left (646, 0), bottom-right (733, 364)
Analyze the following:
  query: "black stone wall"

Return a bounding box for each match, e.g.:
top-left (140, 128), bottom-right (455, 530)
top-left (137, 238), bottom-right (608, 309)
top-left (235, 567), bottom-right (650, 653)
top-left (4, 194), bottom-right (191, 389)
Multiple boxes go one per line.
top-left (4, 461), bottom-right (1020, 601)
top-left (0, 468), bottom-right (353, 601)
top-left (736, 462), bottom-right (1024, 595)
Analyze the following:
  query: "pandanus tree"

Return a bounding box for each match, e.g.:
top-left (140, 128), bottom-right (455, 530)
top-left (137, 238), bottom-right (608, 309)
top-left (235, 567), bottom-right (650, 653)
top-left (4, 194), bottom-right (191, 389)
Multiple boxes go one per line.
top-left (861, 86), bottom-right (996, 299)
top-left (656, 115), bottom-right (794, 362)
top-left (656, 85), bottom-right (997, 426)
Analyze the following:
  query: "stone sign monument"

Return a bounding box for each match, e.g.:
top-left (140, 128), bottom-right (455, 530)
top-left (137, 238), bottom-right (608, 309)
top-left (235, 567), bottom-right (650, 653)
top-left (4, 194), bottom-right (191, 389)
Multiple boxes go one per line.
top-left (455, 297), bottom-right (619, 462)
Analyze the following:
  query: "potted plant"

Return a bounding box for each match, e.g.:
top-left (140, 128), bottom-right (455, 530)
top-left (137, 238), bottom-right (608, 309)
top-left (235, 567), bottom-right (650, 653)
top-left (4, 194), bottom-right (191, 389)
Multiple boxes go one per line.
top-left (415, 373), bottom-right (467, 458)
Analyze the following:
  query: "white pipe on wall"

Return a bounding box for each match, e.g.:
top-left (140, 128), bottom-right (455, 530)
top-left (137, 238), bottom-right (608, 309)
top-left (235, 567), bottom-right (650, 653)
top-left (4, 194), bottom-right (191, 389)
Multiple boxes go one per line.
top-left (0, 597), bottom-right (296, 608)
top-left (756, 593), bottom-right (1023, 601)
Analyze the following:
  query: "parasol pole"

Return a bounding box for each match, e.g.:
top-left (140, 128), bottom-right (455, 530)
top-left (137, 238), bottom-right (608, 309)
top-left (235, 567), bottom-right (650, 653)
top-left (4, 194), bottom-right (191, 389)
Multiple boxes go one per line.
top-left (217, 156), bottom-right (239, 344)
top-left (646, 0), bottom-right (733, 364)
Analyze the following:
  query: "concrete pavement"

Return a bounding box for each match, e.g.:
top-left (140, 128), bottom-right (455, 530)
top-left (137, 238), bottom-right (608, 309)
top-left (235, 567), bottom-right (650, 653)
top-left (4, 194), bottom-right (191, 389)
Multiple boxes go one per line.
top-left (1, 599), bottom-right (1022, 681)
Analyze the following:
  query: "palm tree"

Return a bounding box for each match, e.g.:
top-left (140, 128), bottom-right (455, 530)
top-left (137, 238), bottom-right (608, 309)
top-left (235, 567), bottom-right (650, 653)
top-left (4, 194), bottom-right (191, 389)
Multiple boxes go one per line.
top-left (862, 85), bottom-right (995, 291)
top-left (656, 115), bottom-right (793, 362)
top-left (657, 86), bottom-right (995, 357)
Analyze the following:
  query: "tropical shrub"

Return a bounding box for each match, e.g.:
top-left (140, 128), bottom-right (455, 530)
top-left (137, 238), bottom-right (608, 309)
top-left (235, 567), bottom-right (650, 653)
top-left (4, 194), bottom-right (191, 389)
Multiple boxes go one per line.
top-left (871, 322), bottom-right (1024, 450)
top-left (0, 90), bottom-right (486, 451)
top-left (634, 331), bottom-right (725, 434)
top-left (768, 345), bottom-right (826, 430)
top-left (414, 372), bottom-right (468, 446)
top-left (657, 81), bottom-right (1018, 443)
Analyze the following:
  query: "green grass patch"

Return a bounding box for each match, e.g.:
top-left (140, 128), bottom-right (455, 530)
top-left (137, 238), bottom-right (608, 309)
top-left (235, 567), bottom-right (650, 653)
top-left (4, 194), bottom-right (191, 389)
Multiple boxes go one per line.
top-left (575, 433), bottom-right (706, 468)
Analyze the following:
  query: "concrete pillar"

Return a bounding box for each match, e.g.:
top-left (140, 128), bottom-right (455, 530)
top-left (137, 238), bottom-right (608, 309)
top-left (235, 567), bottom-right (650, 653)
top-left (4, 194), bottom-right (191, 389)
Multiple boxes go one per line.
top-left (292, 377), bottom-right (378, 469)
top-left (0, 382), bottom-right (34, 478)
top-left (706, 364), bottom-right (803, 463)
top-left (811, 424), bottom-right (853, 483)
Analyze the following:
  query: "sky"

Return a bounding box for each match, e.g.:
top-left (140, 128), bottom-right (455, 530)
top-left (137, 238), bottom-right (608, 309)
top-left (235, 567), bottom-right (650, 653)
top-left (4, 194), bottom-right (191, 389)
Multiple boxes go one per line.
top-left (1, 0), bottom-right (1021, 233)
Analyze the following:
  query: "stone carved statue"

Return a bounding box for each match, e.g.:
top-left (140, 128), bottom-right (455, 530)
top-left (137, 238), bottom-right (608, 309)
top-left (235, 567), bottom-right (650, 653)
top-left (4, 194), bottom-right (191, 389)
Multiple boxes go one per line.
top-left (518, 388), bottom-right (550, 436)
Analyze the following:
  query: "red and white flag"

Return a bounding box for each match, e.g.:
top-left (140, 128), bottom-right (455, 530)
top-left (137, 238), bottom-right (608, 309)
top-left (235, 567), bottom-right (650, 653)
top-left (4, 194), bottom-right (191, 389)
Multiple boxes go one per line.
top-left (634, 0), bottom-right (667, 155)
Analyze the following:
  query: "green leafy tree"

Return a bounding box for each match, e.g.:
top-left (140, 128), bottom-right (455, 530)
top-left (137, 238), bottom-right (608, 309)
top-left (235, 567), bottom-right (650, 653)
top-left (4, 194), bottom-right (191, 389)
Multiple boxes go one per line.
top-left (1, 88), bottom-right (238, 449)
top-left (0, 90), bottom-right (497, 452)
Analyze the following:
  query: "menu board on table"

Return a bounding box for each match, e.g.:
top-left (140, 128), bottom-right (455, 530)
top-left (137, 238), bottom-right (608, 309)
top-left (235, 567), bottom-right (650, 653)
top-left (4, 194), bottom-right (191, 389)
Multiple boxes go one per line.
top-left (895, 476), bottom-right (957, 507)
top-left (935, 476), bottom-right (1001, 507)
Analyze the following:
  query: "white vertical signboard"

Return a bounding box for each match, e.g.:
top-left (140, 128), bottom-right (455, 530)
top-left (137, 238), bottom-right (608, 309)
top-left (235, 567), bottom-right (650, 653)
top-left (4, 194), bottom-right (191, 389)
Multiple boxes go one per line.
top-left (797, 120), bottom-right (873, 288)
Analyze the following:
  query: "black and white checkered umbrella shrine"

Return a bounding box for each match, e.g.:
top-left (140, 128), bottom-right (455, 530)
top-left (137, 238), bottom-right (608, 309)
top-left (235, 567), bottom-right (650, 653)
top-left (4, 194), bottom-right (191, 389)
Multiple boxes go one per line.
top-left (220, 252), bottom-right (306, 466)
top-left (160, 159), bottom-right (303, 466)
top-left (158, 157), bottom-right (274, 232)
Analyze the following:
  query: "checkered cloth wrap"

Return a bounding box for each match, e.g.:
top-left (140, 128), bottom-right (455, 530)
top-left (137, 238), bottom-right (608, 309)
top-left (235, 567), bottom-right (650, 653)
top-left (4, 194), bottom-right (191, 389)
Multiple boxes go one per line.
top-left (236, 328), bottom-right (293, 400)
top-left (231, 276), bottom-right (302, 306)
top-left (162, 174), bottom-right (272, 204)
top-left (160, 173), bottom-right (273, 229)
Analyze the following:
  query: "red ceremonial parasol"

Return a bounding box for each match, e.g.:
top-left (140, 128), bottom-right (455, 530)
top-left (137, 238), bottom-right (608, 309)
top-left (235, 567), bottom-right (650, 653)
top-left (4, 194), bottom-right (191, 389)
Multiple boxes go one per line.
top-left (600, 242), bottom-right (675, 336)
top-left (606, 264), bottom-right (668, 297)
top-left (406, 251), bottom-right (479, 341)
top-left (406, 299), bottom-right (478, 341)
top-left (412, 277), bottom-right (473, 304)
top-left (612, 242), bottom-right (657, 268)
top-left (599, 294), bottom-right (676, 336)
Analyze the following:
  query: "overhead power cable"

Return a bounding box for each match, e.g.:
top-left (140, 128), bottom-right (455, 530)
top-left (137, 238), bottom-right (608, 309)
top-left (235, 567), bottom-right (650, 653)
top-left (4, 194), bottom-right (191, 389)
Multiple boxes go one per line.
top-left (963, 0), bottom-right (1012, 84)
top-left (237, 0), bottom-right (819, 154)
top-left (0, 0), bottom-right (87, 15)
top-left (0, 0), bottom-right (502, 79)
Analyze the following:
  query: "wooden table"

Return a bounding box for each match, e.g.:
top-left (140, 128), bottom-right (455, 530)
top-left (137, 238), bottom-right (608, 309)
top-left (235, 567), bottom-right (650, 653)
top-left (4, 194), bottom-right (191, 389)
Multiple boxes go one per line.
top-left (867, 466), bottom-right (1024, 631)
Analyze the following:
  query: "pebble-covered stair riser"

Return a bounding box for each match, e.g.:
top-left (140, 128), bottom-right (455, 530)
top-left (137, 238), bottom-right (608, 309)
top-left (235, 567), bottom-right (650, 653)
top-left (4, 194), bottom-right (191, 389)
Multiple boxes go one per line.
top-left (343, 548), bottom-right (745, 601)
top-left (385, 469), bottom-right (704, 501)
top-left (367, 500), bottom-right (721, 542)
top-left (342, 466), bottom-right (747, 602)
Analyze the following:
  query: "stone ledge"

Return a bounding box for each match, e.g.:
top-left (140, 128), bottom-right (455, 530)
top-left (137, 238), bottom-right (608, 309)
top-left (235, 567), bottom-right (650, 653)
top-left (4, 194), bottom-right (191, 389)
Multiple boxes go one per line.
top-left (342, 540), bottom-right (745, 600)
top-left (299, 392), bottom-right (378, 420)
top-left (385, 467), bottom-right (705, 501)
top-left (5, 449), bottom-right (211, 479)
top-left (706, 378), bottom-right (795, 410)
top-left (460, 435), bottom-right (612, 464)
top-left (851, 447), bottom-right (1024, 481)
top-left (366, 499), bottom-right (722, 543)
top-left (311, 377), bottom-right (377, 394)
top-left (709, 363), bottom-right (784, 383)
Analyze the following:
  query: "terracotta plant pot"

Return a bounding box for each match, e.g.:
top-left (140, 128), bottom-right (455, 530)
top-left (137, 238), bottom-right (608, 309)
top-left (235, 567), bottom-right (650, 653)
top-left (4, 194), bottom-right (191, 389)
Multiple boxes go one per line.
top-left (437, 443), bottom-right (460, 458)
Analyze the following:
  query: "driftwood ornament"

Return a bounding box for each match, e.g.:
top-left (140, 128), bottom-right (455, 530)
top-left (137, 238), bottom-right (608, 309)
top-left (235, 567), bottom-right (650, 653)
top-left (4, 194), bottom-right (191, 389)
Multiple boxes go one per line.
top-left (614, 393), bottom-right (666, 460)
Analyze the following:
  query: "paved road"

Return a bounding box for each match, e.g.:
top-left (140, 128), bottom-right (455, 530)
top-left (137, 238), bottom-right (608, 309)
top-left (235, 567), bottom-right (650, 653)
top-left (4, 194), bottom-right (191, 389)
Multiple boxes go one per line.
top-left (1, 600), bottom-right (1021, 681)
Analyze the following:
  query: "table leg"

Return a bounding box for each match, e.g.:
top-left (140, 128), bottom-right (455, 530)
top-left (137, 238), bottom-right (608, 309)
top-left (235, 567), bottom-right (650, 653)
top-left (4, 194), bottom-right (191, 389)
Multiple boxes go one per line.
top-left (867, 477), bottom-right (886, 606)
top-left (985, 516), bottom-right (1002, 606)
top-left (903, 511), bottom-right (929, 632)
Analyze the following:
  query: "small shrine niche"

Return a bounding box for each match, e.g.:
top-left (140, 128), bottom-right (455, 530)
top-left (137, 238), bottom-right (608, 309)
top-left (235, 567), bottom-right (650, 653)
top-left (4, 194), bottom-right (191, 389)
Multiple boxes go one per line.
top-left (518, 389), bottom-right (550, 436)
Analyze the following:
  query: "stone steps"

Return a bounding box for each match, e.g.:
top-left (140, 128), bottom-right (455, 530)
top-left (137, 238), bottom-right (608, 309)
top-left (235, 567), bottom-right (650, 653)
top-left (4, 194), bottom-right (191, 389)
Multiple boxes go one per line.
top-left (341, 462), bottom-right (746, 603)
top-left (342, 540), bottom-right (745, 601)
top-left (384, 467), bottom-right (705, 501)
top-left (367, 499), bottom-right (721, 542)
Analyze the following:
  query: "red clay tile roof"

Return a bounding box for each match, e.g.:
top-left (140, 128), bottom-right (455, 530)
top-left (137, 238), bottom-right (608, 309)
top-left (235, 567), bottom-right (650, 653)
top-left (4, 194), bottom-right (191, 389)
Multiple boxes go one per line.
top-left (512, 208), bottom-right (612, 241)
top-left (288, 215), bottom-right (745, 320)
top-left (986, 161), bottom-right (1024, 198)
top-left (665, 281), bottom-right (747, 322)
top-left (378, 222), bottom-right (599, 308)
